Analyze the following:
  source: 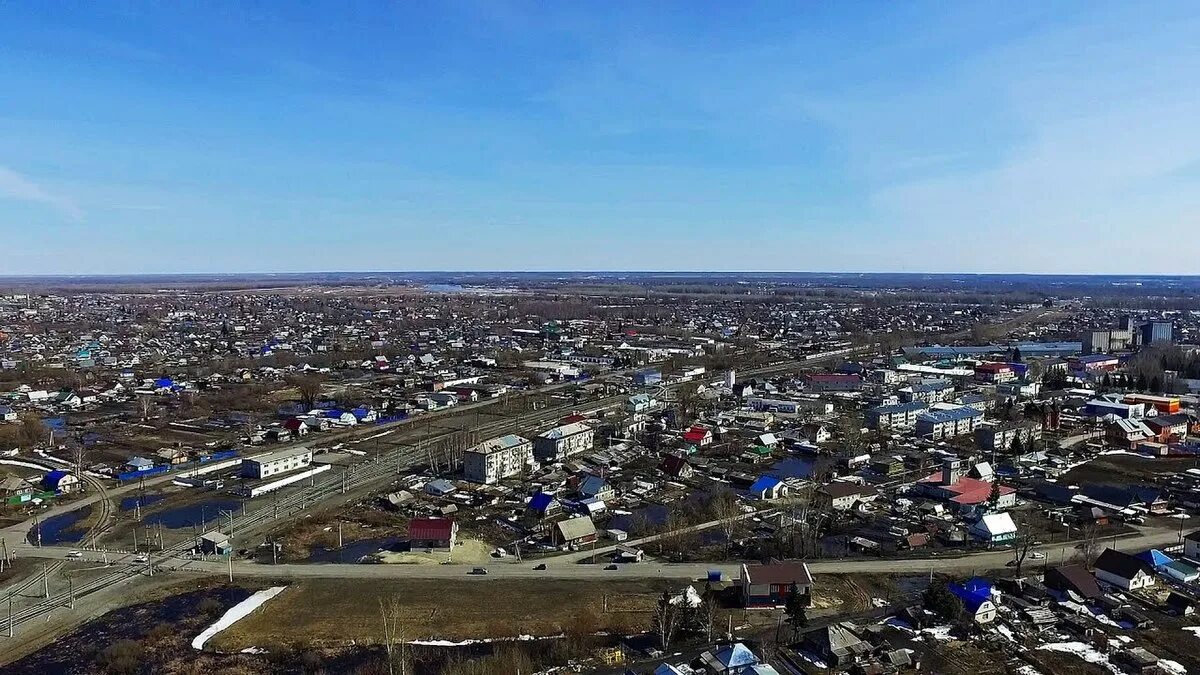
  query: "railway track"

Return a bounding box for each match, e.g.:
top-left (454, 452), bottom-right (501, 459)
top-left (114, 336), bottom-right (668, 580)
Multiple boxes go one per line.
top-left (0, 345), bottom-right (870, 636)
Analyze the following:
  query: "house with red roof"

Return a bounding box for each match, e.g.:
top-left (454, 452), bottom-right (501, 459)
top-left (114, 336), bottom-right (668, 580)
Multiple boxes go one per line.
top-left (805, 373), bottom-right (863, 393)
top-left (682, 425), bottom-right (713, 447)
top-left (917, 459), bottom-right (1015, 511)
top-left (407, 518), bottom-right (458, 551)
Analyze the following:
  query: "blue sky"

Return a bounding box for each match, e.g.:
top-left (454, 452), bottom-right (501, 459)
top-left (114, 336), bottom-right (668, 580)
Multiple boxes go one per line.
top-left (3, 2), bottom-right (1200, 274)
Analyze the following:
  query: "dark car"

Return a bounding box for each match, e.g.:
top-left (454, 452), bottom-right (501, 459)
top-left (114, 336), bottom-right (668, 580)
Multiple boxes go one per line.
top-left (604, 564), bottom-right (619, 570)
top-left (533, 563), bottom-right (547, 570)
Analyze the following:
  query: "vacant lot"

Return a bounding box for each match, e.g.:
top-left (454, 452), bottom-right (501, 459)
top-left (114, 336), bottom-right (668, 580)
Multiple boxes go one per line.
top-left (1065, 453), bottom-right (1198, 485)
top-left (211, 577), bottom-right (680, 650)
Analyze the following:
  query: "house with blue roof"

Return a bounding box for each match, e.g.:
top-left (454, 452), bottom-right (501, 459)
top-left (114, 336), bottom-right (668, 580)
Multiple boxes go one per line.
top-left (41, 469), bottom-right (80, 494)
top-left (747, 475), bottom-right (787, 501)
top-left (351, 407), bottom-right (377, 423)
top-left (526, 492), bottom-right (561, 520)
top-left (698, 642), bottom-right (761, 674)
top-left (948, 577), bottom-right (997, 623)
top-left (322, 409), bottom-right (358, 426)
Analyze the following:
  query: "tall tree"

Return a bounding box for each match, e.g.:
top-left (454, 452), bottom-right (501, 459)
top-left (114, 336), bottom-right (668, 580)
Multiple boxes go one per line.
top-left (651, 591), bottom-right (680, 650)
top-left (784, 583), bottom-right (809, 641)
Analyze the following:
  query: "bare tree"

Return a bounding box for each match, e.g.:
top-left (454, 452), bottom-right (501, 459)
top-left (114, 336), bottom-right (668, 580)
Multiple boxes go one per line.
top-left (378, 596), bottom-right (410, 675)
top-left (650, 590), bottom-right (680, 650)
top-left (1009, 524), bottom-right (1039, 577)
top-left (711, 491), bottom-right (742, 559)
top-left (1077, 522), bottom-right (1103, 568)
top-left (291, 375), bottom-right (324, 410)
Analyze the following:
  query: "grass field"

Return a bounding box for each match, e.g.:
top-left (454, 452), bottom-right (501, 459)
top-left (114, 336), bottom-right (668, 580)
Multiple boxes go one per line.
top-left (210, 577), bottom-right (680, 650)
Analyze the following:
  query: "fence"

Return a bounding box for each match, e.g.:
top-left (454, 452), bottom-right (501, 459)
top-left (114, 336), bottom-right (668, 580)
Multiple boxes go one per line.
top-left (116, 449), bottom-right (242, 483)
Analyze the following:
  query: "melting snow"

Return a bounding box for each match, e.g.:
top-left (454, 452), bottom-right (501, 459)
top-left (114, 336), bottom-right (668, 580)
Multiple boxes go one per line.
top-left (1160, 660), bottom-right (1187, 675)
top-left (191, 587), bottom-right (287, 650)
top-left (1038, 641), bottom-right (1119, 673)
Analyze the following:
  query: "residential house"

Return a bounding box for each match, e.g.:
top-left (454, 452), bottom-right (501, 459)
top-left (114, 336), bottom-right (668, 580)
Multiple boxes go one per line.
top-left (1094, 549), bottom-right (1155, 591)
top-left (803, 623), bottom-right (871, 668)
top-left (683, 425), bottom-right (714, 448)
top-left (578, 474), bottom-right (614, 501)
top-left (948, 578), bottom-right (998, 623)
top-left (407, 518), bottom-right (458, 551)
top-left (552, 516), bottom-right (598, 546)
top-left (969, 513), bottom-right (1018, 544)
top-left (918, 459), bottom-right (1015, 511)
top-left (1043, 564), bottom-right (1103, 601)
top-left (697, 643), bottom-right (765, 675)
top-left (739, 561), bottom-right (812, 607)
top-left (747, 475), bottom-right (787, 501)
top-left (815, 482), bottom-right (879, 511)
top-left (41, 469), bottom-right (79, 494)
top-left (1185, 530), bottom-right (1200, 560)
top-left (1106, 418), bottom-right (1154, 449)
top-left (526, 492), bottom-right (562, 520)
top-left (625, 393), bottom-right (656, 413)
top-left (659, 454), bottom-right (695, 479)
top-left (0, 406), bottom-right (16, 422)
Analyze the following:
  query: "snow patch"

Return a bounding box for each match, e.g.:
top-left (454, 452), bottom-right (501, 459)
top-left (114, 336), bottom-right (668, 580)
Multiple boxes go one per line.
top-left (191, 587), bottom-right (287, 650)
top-left (1038, 641), bottom-right (1119, 673)
top-left (921, 624), bottom-right (955, 641)
top-left (1184, 626), bottom-right (1200, 638)
top-left (1160, 659), bottom-right (1187, 675)
top-left (408, 634), bottom-right (551, 647)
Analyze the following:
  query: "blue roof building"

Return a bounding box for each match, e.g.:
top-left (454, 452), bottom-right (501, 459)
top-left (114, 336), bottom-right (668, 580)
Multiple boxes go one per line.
top-left (748, 475), bottom-right (786, 501)
top-left (948, 577), bottom-right (997, 623)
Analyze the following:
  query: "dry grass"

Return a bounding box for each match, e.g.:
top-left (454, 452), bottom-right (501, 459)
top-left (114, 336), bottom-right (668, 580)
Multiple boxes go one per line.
top-left (211, 577), bottom-right (676, 651)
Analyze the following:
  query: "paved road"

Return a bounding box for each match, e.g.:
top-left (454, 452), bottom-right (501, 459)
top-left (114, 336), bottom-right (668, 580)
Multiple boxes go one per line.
top-left (9, 527), bottom-right (1183, 581)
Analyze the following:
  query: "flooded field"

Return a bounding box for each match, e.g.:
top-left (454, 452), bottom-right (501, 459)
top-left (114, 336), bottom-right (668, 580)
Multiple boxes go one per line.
top-left (28, 506), bottom-right (91, 545)
top-left (142, 498), bottom-right (243, 530)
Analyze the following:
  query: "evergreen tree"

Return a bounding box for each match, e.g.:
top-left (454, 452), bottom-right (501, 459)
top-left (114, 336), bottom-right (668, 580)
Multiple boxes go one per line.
top-left (1010, 435), bottom-right (1024, 455)
top-left (784, 583), bottom-right (809, 640)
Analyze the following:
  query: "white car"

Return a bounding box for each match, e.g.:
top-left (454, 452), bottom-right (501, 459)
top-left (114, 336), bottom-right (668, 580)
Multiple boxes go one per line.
top-left (133, 554), bottom-right (149, 564)
top-left (65, 550), bottom-right (82, 559)
top-left (1029, 551), bottom-right (1047, 560)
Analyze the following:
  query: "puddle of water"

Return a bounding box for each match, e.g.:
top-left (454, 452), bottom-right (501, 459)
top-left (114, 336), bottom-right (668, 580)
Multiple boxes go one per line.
top-left (29, 506), bottom-right (92, 545)
top-left (143, 498), bottom-right (243, 529)
top-left (308, 536), bottom-right (403, 563)
top-left (119, 493), bottom-right (168, 512)
top-left (770, 457), bottom-right (818, 479)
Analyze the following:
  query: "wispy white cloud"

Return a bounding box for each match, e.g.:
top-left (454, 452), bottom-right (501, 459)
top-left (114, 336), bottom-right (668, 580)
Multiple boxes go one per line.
top-left (0, 165), bottom-right (84, 221)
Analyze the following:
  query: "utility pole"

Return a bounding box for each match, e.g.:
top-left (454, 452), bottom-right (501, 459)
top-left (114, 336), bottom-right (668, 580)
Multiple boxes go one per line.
top-left (228, 553), bottom-right (233, 582)
top-left (338, 521), bottom-right (343, 550)
top-left (41, 563), bottom-right (48, 598)
top-left (132, 527), bottom-right (138, 552)
top-left (68, 577), bottom-right (74, 609)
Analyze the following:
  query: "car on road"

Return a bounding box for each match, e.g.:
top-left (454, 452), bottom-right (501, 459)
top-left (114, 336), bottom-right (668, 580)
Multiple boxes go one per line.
top-left (471, 567), bottom-right (489, 575)
top-left (604, 564), bottom-right (619, 570)
top-left (1029, 551), bottom-right (1046, 560)
top-left (133, 555), bottom-right (149, 564)
top-left (66, 550), bottom-right (82, 559)
top-left (533, 563), bottom-right (547, 570)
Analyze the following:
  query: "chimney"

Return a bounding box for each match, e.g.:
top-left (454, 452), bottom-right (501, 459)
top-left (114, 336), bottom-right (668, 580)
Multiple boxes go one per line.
top-left (941, 457), bottom-right (962, 485)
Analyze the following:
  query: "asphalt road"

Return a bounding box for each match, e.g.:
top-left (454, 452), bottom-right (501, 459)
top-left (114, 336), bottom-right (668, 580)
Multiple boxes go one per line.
top-left (10, 526), bottom-right (1184, 581)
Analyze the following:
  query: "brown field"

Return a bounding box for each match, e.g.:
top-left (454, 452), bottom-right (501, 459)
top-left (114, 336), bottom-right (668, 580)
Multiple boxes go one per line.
top-left (210, 577), bottom-right (679, 650)
top-left (1064, 453), bottom-right (1199, 485)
